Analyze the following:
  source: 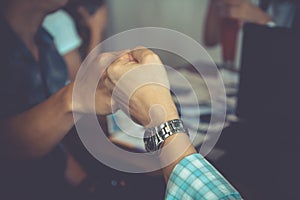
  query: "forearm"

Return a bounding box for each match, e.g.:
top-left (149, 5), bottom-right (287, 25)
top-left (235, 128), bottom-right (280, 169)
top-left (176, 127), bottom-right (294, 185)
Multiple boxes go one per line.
top-left (64, 49), bottom-right (83, 81)
top-left (87, 29), bottom-right (103, 53)
top-left (0, 84), bottom-right (75, 160)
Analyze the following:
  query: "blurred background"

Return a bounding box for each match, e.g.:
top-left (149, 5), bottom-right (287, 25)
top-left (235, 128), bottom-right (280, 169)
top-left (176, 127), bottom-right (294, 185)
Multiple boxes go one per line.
top-left (106, 0), bottom-right (230, 66)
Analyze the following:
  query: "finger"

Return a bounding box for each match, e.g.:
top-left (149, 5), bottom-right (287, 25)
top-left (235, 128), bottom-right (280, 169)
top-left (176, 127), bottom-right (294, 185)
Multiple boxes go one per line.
top-left (111, 54), bottom-right (138, 68)
top-left (98, 50), bottom-right (131, 67)
top-left (116, 53), bottom-right (132, 61)
top-left (112, 49), bottom-right (134, 63)
top-left (131, 47), bottom-right (161, 64)
top-left (107, 58), bottom-right (139, 83)
top-left (100, 49), bottom-right (130, 61)
top-left (110, 53), bottom-right (136, 67)
top-left (112, 49), bottom-right (131, 57)
top-left (131, 46), bottom-right (151, 63)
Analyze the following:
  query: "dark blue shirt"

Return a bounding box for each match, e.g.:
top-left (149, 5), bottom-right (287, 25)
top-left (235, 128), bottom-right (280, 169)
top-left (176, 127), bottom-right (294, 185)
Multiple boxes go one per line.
top-left (0, 17), bottom-right (70, 199)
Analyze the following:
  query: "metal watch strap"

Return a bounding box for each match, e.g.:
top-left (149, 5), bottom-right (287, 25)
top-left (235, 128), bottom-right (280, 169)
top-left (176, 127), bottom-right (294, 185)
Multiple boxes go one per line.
top-left (144, 119), bottom-right (189, 152)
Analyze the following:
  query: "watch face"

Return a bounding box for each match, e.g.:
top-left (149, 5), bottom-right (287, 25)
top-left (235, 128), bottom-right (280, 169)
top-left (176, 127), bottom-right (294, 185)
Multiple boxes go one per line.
top-left (144, 119), bottom-right (188, 152)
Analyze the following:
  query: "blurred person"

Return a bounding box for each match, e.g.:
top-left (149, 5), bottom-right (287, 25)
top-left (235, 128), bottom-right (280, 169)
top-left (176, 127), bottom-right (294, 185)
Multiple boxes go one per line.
top-left (66, 0), bottom-right (108, 58)
top-left (43, 0), bottom-right (107, 81)
top-left (43, 9), bottom-right (83, 81)
top-left (204, 0), bottom-right (300, 198)
top-left (204, 0), bottom-right (298, 47)
top-left (204, 0), bottom-right (298, 68)
top-left (43, 4), bottom-right (137, 199)
top-left (0, 0), bottom-right (113, 199)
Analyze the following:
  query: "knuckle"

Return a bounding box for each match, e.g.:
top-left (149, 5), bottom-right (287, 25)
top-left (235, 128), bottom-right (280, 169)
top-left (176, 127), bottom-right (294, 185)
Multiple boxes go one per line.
top-left (142, 51), bottom-right (154, 58)
top-left (107, 64), bottom-right (120, 80)
top-left (143, 51), bottom-right (160, 61)
top-left (152, 53), bottom-right (160, 60)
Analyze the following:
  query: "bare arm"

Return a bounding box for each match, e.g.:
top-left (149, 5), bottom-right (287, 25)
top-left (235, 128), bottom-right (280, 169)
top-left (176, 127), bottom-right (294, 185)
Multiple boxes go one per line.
top-left (64, 49), bottom-right (82, 81)
top-left (220, 0), bottom-right (271, 25)
top-left (203, 0), bottom-right (272, 47)
top-left (0, 84), bottom-right (74, 160)
top-left (0, 51), bottom-right (120, 160)
top-left (78, 5), bottom-right (108, 54)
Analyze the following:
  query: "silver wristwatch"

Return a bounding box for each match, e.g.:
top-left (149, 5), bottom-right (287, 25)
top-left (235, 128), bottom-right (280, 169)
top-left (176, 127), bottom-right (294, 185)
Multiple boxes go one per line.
top-left (144, 119), bottom-right (189, 152)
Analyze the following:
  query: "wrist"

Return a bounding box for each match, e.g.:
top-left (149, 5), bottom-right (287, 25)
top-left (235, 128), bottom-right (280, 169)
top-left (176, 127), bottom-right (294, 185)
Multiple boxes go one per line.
top-left (130, 87), bottom-right (179, 128)
top-left (136, 101), bottom-right (179, 128)
top-left (147, 104), bottom-right (179, 128)
top-left (162, 133), bottom-right (196, 154)
top-left (62, 83), bottom-right (75, 114)
top-left (63, 83), bottom-right (85, 123)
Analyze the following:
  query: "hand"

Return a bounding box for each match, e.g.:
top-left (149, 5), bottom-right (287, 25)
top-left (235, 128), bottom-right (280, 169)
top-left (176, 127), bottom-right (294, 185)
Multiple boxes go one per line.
top-left (72, 50), bottom-right (130, 115)
top-left (104, 47), bottom-right (179, 127)
top-left (217, 0), bottom-right (271, 25)
top-left (77, 5), bottom-right (108, 37)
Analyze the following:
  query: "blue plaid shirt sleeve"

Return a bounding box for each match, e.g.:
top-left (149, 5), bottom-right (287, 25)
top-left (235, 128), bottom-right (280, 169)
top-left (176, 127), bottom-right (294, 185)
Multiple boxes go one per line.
top-left (165, 154), bottom-right (243, 200)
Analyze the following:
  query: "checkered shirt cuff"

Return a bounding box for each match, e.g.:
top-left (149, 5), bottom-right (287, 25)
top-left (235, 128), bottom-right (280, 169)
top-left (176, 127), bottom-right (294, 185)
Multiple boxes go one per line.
top-left (165, 154), bottom-right (243, 200)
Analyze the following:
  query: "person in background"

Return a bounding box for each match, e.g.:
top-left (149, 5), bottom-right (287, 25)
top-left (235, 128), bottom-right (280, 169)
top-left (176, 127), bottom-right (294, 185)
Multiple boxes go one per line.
top-left (0, 0), bottom-right (112, 199)
top-left (43, 4), bottom-right (135, 199)
top-left (204, 0), bottom-right (298, 69)
top-left (43, 0), bottom-right (107, 81)
top-left (43, 9), bottom-right (83, 81)
top-left (204, 0), bottom-right (299, 198)
top-left (204, 0), bottom-right (298, 47)
top-left (66, 0), bottom-right (108, 59)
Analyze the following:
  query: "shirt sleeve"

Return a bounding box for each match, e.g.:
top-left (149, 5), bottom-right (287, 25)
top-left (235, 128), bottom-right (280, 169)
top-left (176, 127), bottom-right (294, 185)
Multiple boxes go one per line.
top-left (43, 10), bottom-right (82, 55)
top-left (165, 154), bottom-right (243, 200)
